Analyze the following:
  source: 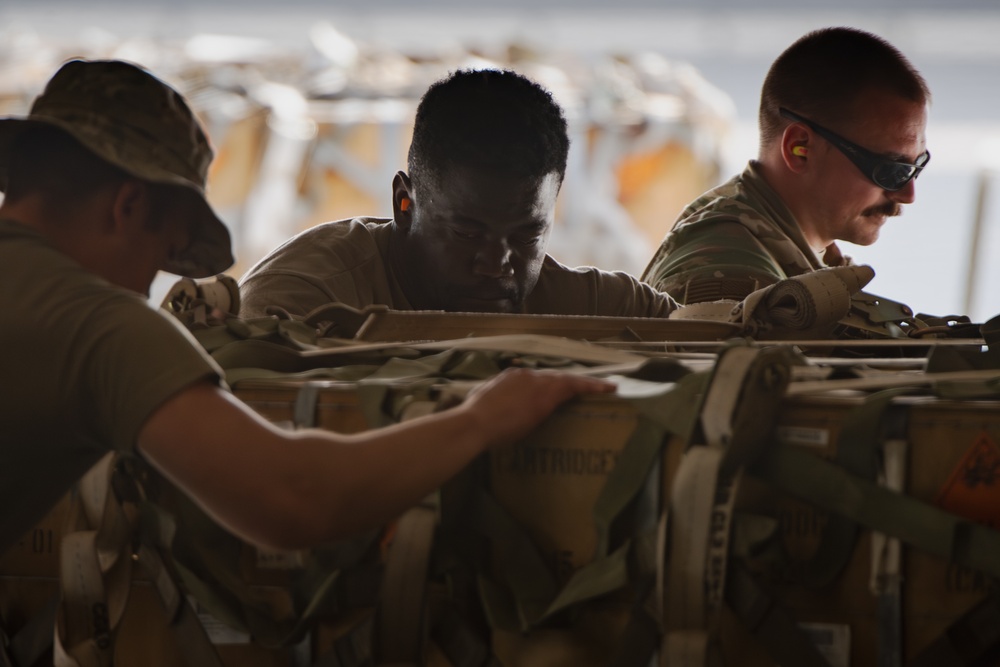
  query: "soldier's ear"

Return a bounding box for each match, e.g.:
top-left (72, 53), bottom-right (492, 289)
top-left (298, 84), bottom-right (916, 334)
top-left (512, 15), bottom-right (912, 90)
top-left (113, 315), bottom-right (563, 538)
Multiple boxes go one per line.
top-left (111, 179), bottom-right (152, 234)
top-left (392, 171), bottom-right (414, 231)
top-left (781, 123), bottom-right (811, 174)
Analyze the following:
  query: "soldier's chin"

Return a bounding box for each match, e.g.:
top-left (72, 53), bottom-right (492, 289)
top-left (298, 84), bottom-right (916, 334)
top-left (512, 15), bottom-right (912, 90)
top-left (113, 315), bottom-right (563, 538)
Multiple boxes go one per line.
top-left (850, 220), bottom-right (883, 246)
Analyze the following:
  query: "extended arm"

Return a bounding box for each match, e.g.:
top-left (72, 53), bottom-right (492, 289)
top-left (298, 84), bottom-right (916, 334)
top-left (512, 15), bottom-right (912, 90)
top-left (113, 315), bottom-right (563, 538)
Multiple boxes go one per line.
top-left (138, 369), bottom-right (613, 550)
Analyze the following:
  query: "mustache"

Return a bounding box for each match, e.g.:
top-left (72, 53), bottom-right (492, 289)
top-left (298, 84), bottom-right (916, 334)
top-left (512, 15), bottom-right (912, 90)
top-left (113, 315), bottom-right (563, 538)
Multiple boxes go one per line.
top-left (862, 202), bottom-right (902, 218)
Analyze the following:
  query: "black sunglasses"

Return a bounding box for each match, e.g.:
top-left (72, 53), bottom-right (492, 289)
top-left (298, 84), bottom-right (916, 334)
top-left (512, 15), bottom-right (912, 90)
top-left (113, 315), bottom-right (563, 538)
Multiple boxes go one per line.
top-left (779, 107), bottom-right (930, 192)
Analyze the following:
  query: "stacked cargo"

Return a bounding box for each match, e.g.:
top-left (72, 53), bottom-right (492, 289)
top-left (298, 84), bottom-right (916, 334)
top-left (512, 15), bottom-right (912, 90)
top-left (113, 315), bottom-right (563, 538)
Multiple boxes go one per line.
top-left (4, 295), bottom-right (1000, 665)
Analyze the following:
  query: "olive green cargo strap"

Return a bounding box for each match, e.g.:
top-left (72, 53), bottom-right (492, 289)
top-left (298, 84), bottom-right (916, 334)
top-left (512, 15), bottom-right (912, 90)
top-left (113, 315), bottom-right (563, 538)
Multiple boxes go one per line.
top-left (54, 453), bottom-right (136, 667)
top-left (158, 485), bottom-right (379, 649)
top-left (429, 607), bottom-right (502, 667)
top-left (375, 499), bottom-right (437, 666)
top-left (138, 389), bottom-right (386, 652)
top-left (662, 345), bottom-right (792, 667)
top-left (750, 444), bottom-right (1000, 579)
top-left (606, 577), bottom-right (660, 667)
top-left (873, 438), bottom-right (907, 667)
top-left (724, 563), bottom-right (832, 667)
top-left (472, 484), bottom-right (634, 632)
top-left (54, 454), bottom-right (225, 667)
top-left (792, 388), bottom-right (911, 589)
top-left (469, 371), bottom-right (711, 634)
top-left (134, 544), bottom-right (227, 667)
top-left (311, 615), bottom-right (375, 667)
top-left (736, 265), bottom-right (873, 338)
top-left (908, 593), bottom-right (1000, 667)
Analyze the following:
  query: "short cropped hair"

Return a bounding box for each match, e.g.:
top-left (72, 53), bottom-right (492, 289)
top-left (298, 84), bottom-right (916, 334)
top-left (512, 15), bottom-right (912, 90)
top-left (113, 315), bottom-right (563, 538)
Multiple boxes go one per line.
top-left (408, 69), bottom-right (569, 194)
top-left (4, 125), bottom-right (188, 230)
top-left (759, 27), bottom-right (930, 146)
top-left (4, 125), bottom-right (129, 205)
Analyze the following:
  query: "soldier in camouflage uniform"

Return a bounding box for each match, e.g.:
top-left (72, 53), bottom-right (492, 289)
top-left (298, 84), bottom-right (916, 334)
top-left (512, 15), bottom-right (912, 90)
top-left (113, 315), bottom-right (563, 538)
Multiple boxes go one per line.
top-left (642, 28), bottom-right (931, 308)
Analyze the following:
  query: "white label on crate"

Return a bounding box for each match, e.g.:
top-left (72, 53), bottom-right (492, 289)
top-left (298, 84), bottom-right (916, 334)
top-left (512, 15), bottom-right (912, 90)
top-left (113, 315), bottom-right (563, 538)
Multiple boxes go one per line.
top-left (799, 622), bottom-right (850, 667)
top-left (776, 426), bottom-right (829, 448)
top-left (256, 547), bottom-right (305, 570)
top-left (189, 596), bottom-right (251, 645)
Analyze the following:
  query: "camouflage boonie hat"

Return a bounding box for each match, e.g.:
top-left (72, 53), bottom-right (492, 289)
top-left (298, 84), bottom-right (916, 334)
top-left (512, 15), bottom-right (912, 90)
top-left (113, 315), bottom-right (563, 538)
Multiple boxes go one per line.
top-left (0, 59), bottom-right (233, 278)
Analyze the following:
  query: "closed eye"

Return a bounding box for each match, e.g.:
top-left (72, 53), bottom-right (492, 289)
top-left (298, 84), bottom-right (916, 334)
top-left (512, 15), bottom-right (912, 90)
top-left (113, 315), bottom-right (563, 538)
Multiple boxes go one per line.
top-left (452, 228), bottom-right (481, 240)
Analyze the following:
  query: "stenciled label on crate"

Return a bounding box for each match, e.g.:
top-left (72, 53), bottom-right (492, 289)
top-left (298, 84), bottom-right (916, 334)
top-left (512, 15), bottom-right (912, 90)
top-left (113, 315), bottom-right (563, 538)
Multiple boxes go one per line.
top-left (489, 405), bottom-right (638, 578)
top-left (492, 446), bottom-right (622, 476)
top-left (935, 431), bottom-right (1000, 529)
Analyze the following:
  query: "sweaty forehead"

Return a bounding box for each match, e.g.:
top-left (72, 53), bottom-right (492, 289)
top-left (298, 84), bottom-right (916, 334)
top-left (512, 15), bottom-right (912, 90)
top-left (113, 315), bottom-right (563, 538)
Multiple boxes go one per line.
top-left (418, 168), bottom-right (560, 224)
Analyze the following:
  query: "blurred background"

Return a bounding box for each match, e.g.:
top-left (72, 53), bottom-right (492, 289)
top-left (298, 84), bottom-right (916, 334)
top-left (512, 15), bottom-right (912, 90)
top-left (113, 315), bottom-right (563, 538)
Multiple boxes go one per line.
top-left (4, 0), bottom-right (1000, 320)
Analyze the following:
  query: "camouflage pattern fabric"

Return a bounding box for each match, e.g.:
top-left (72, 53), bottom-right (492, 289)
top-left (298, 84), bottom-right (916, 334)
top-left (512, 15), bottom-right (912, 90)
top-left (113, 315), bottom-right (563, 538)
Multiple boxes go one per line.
top-left (0, 59), bottom-right (233, 278)
top-left (641, 161), bottom-right (849, 305)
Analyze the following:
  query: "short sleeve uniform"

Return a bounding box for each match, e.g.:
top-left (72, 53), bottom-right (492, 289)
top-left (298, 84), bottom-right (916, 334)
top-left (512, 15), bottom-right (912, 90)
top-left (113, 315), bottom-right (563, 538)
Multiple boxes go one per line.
top-left (0, 220), bottom-right (221, 554)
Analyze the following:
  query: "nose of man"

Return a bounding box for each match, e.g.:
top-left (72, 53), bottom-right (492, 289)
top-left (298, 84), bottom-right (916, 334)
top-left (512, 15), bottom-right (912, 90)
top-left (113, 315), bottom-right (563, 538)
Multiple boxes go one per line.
top-left (886, 177), bottom-right (917, 205)
top-left (473, 240), bottom-right (515, 278)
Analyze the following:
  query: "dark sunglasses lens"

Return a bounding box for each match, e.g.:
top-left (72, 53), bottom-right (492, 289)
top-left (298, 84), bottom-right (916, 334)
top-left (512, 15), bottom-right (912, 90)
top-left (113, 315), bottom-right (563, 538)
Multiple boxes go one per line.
top-left (873, 162), bottom-right (917, 191)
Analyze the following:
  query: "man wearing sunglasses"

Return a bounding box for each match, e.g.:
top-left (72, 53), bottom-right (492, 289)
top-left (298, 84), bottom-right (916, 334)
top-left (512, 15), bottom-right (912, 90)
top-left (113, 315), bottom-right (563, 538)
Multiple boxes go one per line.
top-left (642, 27), bottom-right (930, 315)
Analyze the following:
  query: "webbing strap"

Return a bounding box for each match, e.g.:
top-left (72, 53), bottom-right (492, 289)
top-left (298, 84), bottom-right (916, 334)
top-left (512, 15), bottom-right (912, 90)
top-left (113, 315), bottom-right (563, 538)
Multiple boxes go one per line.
top-left (137, 545), bottom-right (226, 667)
top-left (153, 487), bottom-right (360, 649)
top-left (724, 563), bottom-right (832, 667)
top-left (376, 501), bottom-right (436, 664)
top-left (593, 418), bottom-right (666, 558)
top-left (473, 500), bottom-right (632, 632)
top-left (908, 594), bottom-right (1000, 667)
top-left (430, 607), bottom-right (499, 667)
top-left (735, 265), bottom-right (873, 337)
top-left (663, 346), bottom-right (792, 667)
top-left (872, 439), bottom-right (907, 667)
top-left (607, 578), bottom-right (660, 667)
top-left (661, 346), bottom-right (789, 665)
top-left (472, 409), bottom-right (674, 632)
top-left (294, 382), bottom-right (324, 428)
top-left (798, 388), bottom-right (910, 588)
top-left (662, 448), bottom-right (736, 666)
top-left (54, 454), bottom-right (134, 667)
top-left (751, 445), bottom-right (1000, 579)
top-left (472, 492), bottom-right (557, 631)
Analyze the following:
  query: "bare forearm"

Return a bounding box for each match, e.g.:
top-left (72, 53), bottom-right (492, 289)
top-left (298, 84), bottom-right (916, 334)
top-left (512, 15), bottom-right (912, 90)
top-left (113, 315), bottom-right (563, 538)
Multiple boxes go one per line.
top-left (288, 405), bottom-right (489, 542)
top-left (140, 371), bottom-right (612, 551)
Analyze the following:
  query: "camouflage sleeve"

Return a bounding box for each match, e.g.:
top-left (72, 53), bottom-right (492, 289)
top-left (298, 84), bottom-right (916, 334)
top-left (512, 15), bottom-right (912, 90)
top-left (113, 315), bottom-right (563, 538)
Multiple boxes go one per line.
top-left (641, 220), bottom-right (788, 304)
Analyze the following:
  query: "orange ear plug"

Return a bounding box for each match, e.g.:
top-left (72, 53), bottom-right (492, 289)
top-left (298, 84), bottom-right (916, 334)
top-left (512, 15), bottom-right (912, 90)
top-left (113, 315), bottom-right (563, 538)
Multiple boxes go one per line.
top-left (400, 198), bottom-right (411, 212)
